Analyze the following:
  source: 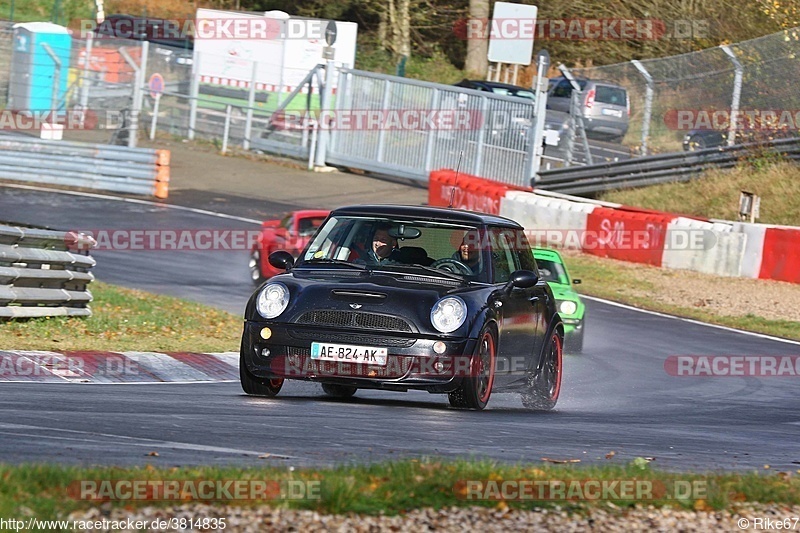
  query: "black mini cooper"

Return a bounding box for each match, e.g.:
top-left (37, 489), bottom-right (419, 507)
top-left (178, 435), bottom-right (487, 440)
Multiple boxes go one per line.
top-left (240, 205), bottom-right (564, 411)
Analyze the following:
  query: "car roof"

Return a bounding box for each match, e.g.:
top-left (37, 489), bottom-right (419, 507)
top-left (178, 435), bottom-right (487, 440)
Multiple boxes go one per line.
top-left (550, 76), bottom-right (626, 90)
top-left (460, 79), bottom-right (531, 92)
top-left (331, 205), bottom-right (523, 228)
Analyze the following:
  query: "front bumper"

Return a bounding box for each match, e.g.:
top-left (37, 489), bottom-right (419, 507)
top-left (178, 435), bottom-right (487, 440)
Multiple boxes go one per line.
top-left (241, 320), bottom-right (477, 392)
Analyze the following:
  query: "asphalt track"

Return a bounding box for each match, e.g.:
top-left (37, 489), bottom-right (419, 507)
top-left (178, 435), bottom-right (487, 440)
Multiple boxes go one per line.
top-left (1, 186), bottom-right (799, 471)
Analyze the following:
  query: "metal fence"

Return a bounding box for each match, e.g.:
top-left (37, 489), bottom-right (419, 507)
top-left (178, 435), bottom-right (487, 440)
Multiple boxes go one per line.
top-left (0, 224), bottom-right (96, 318)
top-left (571, 28), bottom-right (800, 158)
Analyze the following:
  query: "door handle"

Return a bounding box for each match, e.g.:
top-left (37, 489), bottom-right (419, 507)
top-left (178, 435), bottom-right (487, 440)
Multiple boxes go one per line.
top-left (528, 296), bottom-right (540, 302)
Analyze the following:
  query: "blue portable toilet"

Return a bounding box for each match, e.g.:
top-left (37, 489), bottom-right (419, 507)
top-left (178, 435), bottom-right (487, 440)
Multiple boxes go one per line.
top-left (8, 22), bottom-right (72, 113)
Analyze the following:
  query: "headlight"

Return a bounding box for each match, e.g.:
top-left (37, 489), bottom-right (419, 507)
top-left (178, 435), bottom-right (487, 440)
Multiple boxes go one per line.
top-left (256, 283), bottom-right (289, 319)
top-left (559, 300), bottom-right (578, 315)
top-left (431, 296), bottom-right (467, 333)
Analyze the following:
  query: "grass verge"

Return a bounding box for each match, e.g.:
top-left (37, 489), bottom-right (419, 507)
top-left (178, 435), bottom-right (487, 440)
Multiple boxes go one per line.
top-left (564, 251), bottom-right (800, 341)
top-left (599, 159), bottom-right (800, 226)
top-left (1, 459), bottom-right (798, 519)
top-left (0, 281), bottom-right (241, 352)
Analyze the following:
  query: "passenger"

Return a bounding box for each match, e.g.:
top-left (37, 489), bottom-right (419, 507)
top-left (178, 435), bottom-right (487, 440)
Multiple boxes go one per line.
top-left (353, 223), bottom-right (402, 265)
top-left (452, 231), bottom-right (482, 272)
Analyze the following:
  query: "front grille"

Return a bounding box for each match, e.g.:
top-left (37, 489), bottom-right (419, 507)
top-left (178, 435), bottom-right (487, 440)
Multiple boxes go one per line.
top-left (288, 329), bottom-right (415, 348)
top-left (296, 310), bottom-right (413, 333)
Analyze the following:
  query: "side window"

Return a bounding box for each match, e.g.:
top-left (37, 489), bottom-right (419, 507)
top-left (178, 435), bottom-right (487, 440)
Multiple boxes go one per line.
top-left (514, 229), bottom-right (538, 273)
top-left (551, 80), bottom-right (573, 98)
top-left (280, 214), bottom-right (293, 231)
top-left (490, 228), bottom-right (518, 283)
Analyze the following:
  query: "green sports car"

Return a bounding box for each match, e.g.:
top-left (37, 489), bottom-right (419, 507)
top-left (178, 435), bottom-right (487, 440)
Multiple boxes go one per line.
top-left (533, 247), bottom-right (586, 353)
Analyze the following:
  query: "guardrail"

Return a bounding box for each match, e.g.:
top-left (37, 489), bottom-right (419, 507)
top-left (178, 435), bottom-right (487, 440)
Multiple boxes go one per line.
top-left (0, 224), bottom-right (97, 318)
top-left (0, 134), bottom-right (171, 198)
top-left (536, 137), bottom-right (800, 195)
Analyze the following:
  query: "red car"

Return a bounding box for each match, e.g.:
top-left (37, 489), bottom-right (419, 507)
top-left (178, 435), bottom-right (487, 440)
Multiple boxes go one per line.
top-left (249, 210), bottom-right (329, 284)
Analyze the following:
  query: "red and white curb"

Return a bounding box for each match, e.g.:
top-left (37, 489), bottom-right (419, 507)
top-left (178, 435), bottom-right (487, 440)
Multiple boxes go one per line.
top-left (0, 351), bottom-right (239, 383)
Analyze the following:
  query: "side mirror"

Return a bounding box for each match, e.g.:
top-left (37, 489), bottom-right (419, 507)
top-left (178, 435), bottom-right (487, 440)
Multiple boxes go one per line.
top-left (573, 279), bottom-right (582, 285)
top-left (268, 250), bottom-right (294, 271)
top-left (504, 269), bottom-right (539, 292)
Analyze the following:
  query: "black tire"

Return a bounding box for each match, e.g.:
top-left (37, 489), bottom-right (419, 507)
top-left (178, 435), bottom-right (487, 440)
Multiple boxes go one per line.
top-left (240, 353), bottom-right (283, 397)
top-left (249, 248), bottom-right (266, 286)
top-left (448, 327), bottom-right (497, 410)
top-left (522, 330), bottom-right (563, 411)
top-left (321, 383), bottom-right (357, 398)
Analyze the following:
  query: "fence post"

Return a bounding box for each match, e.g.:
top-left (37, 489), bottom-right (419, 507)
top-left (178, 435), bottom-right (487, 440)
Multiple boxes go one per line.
top-left (473, 95), bottom-right (489, 175)
top-left (631, 59), bottom-right (654, 156)
top-left (79, 32), bottom-right (93, 127)
top-left (41, 43), bottom-right (61, 123)
top-left (188, 51), bottom-right (200, 140)
top-left (721, 45), bottom-right (743, 147)
top-left (119, 46), bottom-right (142, 148)
top-left (221, 104), bottom-right (232, 154)
top-left (526, 51), bottom-right (549, 185)
top-left (423, 88), bottom-right (440, 172)
top-left (243, 60), bottom-right (258, 150)
top-left (375, 78), bottom-right (392, 163)
top-left (558, 64), bottom-right (593, 166)
top-left (149, 93), bottom-right (161, 140)
top-left (315, 59), bottom-right (336, 167)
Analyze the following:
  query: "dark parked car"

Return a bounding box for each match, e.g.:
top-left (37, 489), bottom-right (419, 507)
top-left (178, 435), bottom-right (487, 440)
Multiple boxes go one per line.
top-left (547, 76), bottom-right (630, 142)
top-left (240, 205), bottom-right (565, 411)
top-left (453, 79), bottom-right (571, 152)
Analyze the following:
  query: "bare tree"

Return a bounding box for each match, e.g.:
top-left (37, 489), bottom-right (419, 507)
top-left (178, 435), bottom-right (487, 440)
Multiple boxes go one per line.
top-left (464, 0), bottom-right (489, 76)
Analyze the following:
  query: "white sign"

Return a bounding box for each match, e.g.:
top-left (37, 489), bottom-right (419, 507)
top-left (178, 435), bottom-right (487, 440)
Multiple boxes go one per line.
top-left (487, 2), bottom-right (537, 65)
top-left (194, 9), bottom-right (357, 91)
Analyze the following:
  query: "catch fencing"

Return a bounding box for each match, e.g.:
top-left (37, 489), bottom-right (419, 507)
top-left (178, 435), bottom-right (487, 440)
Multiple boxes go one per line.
top-left (0, 224), bottom-right (96, 318)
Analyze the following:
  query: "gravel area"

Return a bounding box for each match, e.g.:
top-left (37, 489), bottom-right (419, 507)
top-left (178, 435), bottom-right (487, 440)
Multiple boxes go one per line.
top-left (68, 503), bottom-right (800, 531)
top-left (563, 250), bottom-right (800, 324)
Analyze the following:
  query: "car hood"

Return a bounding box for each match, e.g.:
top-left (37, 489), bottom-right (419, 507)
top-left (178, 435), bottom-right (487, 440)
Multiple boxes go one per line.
top-left (546, 281), bottom-right (579, 301)
top-left (246, 268), bottom-right (489, 336)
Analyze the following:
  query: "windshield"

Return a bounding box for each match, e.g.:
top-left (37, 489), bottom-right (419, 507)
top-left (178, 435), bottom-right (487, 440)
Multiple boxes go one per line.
top-left (300, 216), bottom-right (491, 283)
top-left (536, 258), bottom-right (569, 284)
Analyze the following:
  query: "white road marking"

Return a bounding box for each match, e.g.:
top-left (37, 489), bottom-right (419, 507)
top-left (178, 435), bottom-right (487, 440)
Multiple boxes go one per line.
top-left (0, 183), bottom-right (262, 225)
top-left (583, 295), bottom-right (800, 346)
top-left (0, 422), bottom-right (297, 459)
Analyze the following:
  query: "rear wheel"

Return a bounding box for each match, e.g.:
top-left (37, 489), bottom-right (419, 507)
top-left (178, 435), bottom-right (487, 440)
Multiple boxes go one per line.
top-left (321, 383), bottom-right (357, 398)
top-left (522, 331), bottom-right (563, 410)
top-left (240, 353), bottom-right (284, 397)
top-left (448, 327), bottom-right (496, 410)
top-left (249, 248), bottom-right (266, 285)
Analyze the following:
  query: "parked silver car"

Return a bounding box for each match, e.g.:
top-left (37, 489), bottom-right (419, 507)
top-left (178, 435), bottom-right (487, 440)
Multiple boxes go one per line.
top-left (546, 77), bottom-right (629, 142)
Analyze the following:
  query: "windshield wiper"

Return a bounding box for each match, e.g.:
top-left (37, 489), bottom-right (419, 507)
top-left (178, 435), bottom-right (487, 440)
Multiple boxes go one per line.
top-left (302, 258), bottom-right (366, 270)
top-left (406, 264), bottom-right (470, 283)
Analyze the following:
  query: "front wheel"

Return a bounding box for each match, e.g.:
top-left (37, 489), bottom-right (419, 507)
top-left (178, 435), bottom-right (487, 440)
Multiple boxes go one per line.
top-left (448, 327), bottom-right (496, 410)
top-left (522, 331), bottom-right (563, 411)
top-left (240, 353), bottom-right (284, 397)
top-left (249, 248), bottom-right (266, 286)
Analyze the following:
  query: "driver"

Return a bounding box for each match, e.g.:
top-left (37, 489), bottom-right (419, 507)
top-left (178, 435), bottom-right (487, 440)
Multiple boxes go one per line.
top-left (451, 230), bottom-right (482, 272)
top-left (352, 222), bottom-right (402, 265)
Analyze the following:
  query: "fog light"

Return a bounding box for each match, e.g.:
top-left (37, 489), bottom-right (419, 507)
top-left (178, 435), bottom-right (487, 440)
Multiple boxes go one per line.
top-left (433, 341), bottom-right (447, 354)
top-left (260, 327), bottom-right (272, 340)
top-left (260, 348), bottom-right (271, 358)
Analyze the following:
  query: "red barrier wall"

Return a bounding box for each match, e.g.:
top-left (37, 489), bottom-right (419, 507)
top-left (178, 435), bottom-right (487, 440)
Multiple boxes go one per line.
top-left (428, 169), bottom-right (526, 215)
top-left (584, 207), bottom-right (676, 266)
top-left (759, 227), bottom-right (800, 283)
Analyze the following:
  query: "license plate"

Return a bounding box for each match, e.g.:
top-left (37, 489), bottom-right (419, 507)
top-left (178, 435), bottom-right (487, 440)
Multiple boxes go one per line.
top-left (602, 108), bottom-right (623, 117)
top-left (310, 342), bottom-right (388, 365)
